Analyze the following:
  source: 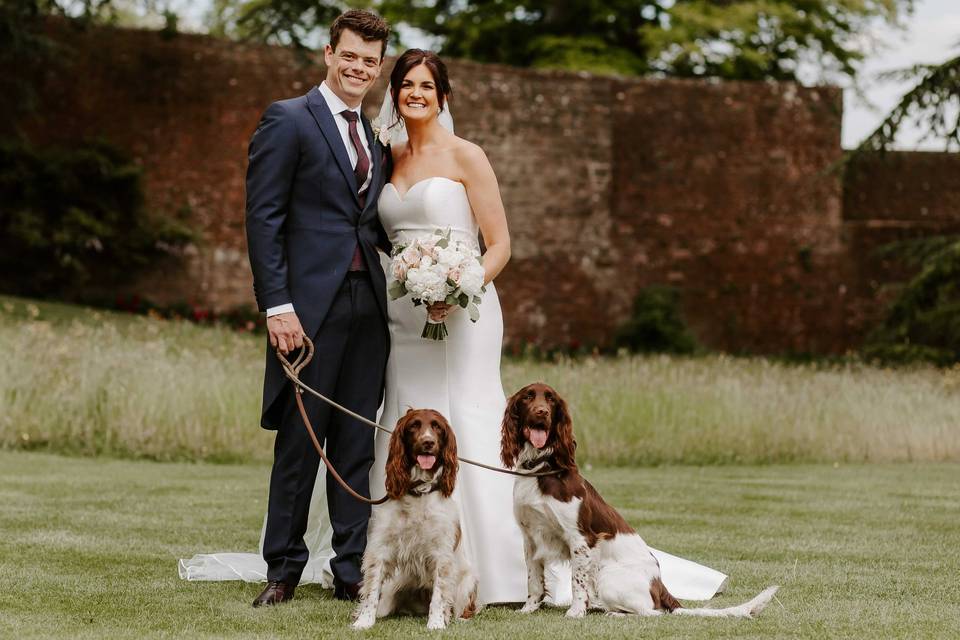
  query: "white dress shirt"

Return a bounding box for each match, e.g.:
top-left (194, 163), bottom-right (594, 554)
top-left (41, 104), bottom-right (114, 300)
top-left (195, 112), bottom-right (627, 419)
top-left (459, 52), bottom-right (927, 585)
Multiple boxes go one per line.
top-left (267, 82), bottom-right (374, 318)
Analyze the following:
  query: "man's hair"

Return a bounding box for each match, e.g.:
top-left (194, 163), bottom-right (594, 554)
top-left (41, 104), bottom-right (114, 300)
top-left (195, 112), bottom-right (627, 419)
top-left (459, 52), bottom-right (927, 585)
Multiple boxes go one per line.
top-left (329, 10), bottom-right (390, 59)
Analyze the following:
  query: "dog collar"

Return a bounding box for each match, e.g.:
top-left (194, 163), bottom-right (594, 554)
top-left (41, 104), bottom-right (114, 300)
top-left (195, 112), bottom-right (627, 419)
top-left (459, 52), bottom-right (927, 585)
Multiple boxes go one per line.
top-left (519, 447), bottom-right (555, 472)
top-left (408, 466), bottom-right (443, 495)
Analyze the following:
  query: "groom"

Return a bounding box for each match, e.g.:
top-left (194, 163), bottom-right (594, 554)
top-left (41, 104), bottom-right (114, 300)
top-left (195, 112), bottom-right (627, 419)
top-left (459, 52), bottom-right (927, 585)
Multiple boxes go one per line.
top-left (244, 10), bottom-right (391, 607)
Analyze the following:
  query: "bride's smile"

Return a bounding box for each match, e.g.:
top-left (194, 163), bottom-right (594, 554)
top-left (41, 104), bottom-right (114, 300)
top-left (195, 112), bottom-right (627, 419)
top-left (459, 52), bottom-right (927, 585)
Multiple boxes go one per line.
top-left (397, 64), bottom-right (442, 122)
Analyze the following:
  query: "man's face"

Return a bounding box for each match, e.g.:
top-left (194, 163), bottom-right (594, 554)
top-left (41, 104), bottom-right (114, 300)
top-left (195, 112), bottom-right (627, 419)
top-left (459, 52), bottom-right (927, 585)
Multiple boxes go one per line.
top-left (324, 29), bottom-right (383, 107)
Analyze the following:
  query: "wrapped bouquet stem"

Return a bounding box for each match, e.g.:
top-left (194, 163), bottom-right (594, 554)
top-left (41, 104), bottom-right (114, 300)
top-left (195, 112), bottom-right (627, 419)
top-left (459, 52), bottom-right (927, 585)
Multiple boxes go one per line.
top-left (388, 227), bottom-right (486, 341)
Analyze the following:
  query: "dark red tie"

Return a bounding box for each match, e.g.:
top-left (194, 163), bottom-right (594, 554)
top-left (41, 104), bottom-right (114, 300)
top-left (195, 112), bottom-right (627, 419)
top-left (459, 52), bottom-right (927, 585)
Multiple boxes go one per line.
top-left (340, 110), bottom-right (369, 271)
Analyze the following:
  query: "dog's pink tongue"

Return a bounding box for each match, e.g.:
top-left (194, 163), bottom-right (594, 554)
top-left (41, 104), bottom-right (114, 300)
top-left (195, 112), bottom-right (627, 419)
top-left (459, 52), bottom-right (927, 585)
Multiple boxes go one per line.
top-left (416, 454), bottom-right (436, 470)
top-left (529, 429), bottom-right (548, 449)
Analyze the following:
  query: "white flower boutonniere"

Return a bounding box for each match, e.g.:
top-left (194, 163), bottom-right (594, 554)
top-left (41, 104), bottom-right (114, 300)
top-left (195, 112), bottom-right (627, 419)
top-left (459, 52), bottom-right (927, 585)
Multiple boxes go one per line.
top-left (372, 118), bottom-right (392, 146)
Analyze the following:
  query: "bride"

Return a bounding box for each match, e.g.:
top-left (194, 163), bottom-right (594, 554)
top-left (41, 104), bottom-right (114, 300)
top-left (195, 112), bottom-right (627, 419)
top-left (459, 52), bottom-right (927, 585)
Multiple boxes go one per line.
top-left (180, 48), bottom-right (727, 606)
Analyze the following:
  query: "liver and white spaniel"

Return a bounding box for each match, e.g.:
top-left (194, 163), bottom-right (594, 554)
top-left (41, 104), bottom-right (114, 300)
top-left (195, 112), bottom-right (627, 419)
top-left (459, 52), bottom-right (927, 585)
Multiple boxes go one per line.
top-left (352, 409), bottom-right (479, 630)
top-left (501, 383), bottom-right (778, 619)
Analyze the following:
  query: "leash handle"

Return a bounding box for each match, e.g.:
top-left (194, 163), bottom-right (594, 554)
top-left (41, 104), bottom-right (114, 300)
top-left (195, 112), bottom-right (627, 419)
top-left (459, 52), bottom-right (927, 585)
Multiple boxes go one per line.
top-left (277, 340), bottom-right (389, 505)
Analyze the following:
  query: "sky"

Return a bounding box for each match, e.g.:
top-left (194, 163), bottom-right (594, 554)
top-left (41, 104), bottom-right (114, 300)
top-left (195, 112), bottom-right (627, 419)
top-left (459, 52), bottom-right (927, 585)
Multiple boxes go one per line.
top-left (173, 0), bottom-right (959, 151)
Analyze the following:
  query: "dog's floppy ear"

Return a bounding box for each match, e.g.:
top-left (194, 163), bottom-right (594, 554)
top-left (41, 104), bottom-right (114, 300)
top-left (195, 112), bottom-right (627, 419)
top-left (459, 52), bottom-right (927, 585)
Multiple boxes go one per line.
top-left (385, 409), bottom-right (414, 499)
top-left (551, 391), bottom-right (578, 472)
top-left (435, 412), bottom-right (459, 497)
top-left (500, 387), bottom-right (525, 469)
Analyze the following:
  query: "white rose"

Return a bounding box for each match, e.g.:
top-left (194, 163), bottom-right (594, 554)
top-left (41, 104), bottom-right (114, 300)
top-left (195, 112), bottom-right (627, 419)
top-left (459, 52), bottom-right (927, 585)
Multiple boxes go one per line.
top-left (400, 245), bottom-right (421, 267)
top-left (406, 265), bottom-right (449, 303)
top-left (418, 238), bottom-right (439, 260)
top-left (436, 246), bottom-right (463, 270)
top-left (459, 262), bottom-right (485, 297)
top-left (391, 259), bottom-right (408, 282)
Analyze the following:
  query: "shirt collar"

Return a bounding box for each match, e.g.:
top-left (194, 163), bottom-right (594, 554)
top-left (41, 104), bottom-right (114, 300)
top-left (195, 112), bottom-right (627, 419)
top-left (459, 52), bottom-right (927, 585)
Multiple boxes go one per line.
top-left (319, 81), bottom-right (361, 118)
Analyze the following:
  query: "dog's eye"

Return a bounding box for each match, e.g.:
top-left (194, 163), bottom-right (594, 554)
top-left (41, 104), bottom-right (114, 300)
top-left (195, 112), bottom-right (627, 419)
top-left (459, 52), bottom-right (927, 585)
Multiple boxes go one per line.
top-left (525, 391), bottom-right (535, 399)
top-left (430, 420), bottom-right (439, 428)
top-left (545, 392), bottom-right (553, 400)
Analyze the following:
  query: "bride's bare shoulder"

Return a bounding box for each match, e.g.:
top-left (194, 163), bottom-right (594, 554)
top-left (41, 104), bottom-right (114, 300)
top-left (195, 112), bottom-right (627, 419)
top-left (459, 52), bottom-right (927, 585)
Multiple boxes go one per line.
top-left (450, 136), bottom-right (491, 171)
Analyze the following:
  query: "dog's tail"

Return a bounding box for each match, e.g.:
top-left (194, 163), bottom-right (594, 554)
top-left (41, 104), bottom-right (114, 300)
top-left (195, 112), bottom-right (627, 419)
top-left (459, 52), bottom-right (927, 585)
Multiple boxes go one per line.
top-left (672, 586), bottom-right (779, 619)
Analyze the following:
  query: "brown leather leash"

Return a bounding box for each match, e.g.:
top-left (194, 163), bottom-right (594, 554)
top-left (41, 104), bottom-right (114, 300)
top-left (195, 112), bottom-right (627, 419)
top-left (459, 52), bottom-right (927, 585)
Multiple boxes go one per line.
top-left (275, 337), bottom-right (558, 506)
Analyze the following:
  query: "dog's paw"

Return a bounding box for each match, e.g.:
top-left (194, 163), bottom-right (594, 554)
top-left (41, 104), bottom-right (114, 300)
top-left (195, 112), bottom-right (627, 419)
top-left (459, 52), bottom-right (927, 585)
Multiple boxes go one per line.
top-left (426, 615), bottom-right (447, 630)
top-left (564, 604), bottom-right (587, 619)
top-left (352, 612), bottom-right (376, 630)
top-left (519, 600), bottom-right (541, 614)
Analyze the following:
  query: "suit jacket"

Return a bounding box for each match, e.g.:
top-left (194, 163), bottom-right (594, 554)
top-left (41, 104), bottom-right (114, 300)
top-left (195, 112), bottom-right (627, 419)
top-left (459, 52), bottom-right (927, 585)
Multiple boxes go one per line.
top-left (245, 86), bottom-right (391, 429)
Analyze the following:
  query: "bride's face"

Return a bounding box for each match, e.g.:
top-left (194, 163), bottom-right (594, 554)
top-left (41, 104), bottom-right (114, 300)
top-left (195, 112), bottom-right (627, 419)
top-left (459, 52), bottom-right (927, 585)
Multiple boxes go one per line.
top-left (397, 63), bottom-right (443, 123)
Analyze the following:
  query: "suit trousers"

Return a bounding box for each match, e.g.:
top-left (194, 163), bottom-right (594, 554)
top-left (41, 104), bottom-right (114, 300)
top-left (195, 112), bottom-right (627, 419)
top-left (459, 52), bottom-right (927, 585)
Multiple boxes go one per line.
top-left (263, 272), bottom-right (387, 586)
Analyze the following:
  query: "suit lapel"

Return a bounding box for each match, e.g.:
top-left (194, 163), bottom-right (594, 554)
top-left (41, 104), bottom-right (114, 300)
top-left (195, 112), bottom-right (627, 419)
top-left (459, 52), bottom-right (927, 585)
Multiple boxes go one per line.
top-left (360, 113), bottom-right (382, 222)
top-left (305, 87), bottom-right (361, 208)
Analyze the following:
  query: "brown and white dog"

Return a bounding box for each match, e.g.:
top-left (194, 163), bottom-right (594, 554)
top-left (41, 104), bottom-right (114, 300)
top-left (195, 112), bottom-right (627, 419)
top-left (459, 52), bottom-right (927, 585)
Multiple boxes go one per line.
top-left (352, 409), bottom-right (479, 630)
top-left (501, 383), bottom-right (778, 619)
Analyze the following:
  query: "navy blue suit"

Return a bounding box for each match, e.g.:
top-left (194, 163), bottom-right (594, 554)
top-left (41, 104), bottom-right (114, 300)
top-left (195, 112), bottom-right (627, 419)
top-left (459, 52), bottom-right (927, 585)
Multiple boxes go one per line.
top-left (245, 86), bottom-right (390, 587)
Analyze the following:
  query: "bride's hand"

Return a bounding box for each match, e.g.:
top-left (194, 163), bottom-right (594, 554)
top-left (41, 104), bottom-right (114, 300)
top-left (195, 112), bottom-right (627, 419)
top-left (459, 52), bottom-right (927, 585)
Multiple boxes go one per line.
top-left (427, 302), bottom-right (455, 322)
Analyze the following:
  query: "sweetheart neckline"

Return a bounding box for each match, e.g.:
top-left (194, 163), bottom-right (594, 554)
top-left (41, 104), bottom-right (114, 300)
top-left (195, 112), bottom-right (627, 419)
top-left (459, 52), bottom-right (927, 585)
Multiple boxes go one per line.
top-left (384, 176), bottom-right (464, 201)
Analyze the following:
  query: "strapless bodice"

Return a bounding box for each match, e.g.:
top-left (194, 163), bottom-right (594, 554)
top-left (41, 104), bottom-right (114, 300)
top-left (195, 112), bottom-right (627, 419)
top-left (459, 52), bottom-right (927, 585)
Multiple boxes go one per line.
top-left (377, 177), bottom-right (479, 249)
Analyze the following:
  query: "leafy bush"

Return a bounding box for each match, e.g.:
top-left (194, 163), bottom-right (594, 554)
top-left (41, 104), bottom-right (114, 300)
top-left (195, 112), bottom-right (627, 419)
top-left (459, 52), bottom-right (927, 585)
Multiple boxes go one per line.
top-left (0, 140), bottom-right (192, 297)
top-left (613, 285), bottom-right (699, 354)
top-left (862, 235), bottom-right (960, 366)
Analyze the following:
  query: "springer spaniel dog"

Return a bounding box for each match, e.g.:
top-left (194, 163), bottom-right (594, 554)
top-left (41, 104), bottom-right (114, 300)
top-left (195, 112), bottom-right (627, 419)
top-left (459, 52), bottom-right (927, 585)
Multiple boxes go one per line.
top-left (501, 383), bottom-right (778, 619)
top-left (352, 409), bottom-right (479, 630)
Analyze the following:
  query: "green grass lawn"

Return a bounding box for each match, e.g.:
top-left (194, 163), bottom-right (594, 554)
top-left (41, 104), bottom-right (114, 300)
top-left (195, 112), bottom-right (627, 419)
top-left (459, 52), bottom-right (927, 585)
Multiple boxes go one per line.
top-left (2, 451), bottom-right (957, 639)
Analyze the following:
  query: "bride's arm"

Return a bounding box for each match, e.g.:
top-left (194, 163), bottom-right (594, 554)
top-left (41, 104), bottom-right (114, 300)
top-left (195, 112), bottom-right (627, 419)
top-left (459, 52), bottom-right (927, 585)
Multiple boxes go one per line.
top-left (457, 142), bottom-right (511, 284)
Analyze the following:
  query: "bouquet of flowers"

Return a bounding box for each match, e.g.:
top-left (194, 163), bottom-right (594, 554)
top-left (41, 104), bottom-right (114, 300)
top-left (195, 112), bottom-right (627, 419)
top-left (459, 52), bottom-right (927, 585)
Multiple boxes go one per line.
top-left (388, 228), bottom-right (486, 340)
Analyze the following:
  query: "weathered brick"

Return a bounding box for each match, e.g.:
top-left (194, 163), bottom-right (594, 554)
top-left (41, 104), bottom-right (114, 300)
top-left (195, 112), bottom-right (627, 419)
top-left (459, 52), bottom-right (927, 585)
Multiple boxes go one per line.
top-left (5, 22), bottom-right (958, 354)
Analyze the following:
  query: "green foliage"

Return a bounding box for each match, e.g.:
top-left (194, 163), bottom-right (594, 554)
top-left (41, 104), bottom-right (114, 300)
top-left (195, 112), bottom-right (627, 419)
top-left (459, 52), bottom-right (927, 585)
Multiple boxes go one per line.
top-left (12, 0), bottom-right (913, 83)
top-left (204, 0), bottom-right (372, 50)
top-left (379, 0), bottom-right (654, 75)
top-left (0, 1), bottom-right (64, 119)
top-left (375, 0), bottom-right (912, 82)
top-left (0, 140), bottom-right (192, 298)
top-left (614, 285), bottom-right (698, 354)
top-left (853, 49), bottom-right (960, 153)
top-left (644, 0), bottom-right (909, 82)
top-left (863, 235), bottom-right (960, 366)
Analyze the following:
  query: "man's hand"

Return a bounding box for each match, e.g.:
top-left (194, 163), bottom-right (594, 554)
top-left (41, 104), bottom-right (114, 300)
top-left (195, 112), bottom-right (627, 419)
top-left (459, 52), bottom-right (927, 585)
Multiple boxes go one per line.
top-left (267, 311), bottom-right (304, 355)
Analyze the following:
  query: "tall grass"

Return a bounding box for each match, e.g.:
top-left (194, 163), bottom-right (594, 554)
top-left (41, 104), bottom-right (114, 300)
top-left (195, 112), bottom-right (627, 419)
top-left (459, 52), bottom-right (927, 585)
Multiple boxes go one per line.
top-left (1, 296), bottom-right (269, 462)
top-left (3, 295), bottom-right (960, 464)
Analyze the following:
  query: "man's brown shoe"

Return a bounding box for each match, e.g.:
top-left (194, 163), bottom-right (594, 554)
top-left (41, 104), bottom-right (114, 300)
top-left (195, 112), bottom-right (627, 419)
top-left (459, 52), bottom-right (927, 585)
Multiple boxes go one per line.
top-left (252, 581), bottom-right (295, 607)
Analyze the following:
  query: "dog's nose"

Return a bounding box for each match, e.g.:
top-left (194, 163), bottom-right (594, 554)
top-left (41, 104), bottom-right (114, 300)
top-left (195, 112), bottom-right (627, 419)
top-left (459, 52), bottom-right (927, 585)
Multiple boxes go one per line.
top-left (420, 437), bottom-right (436, 451)
top-left (533, 406), bottom-right (549, 417)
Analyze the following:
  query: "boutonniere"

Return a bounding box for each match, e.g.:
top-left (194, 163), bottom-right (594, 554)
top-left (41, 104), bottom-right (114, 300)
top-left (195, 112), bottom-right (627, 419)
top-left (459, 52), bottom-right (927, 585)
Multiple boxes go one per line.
top-left (372, 118), bottom-right (392, 146)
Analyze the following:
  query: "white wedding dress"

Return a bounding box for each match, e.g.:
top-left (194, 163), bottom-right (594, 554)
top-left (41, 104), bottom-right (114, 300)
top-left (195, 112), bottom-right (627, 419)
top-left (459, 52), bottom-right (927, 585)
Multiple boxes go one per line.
top-left (179, 176), bottom-right (728, 604)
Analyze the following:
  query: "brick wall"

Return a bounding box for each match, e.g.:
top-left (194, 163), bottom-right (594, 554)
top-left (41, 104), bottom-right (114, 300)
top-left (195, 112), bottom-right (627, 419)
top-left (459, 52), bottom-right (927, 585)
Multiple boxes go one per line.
top-left (7, 23), bottom-right (959, 353)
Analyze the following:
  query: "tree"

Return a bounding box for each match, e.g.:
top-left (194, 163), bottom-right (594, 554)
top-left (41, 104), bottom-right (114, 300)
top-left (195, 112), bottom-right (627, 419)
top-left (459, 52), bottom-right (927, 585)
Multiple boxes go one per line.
top-left (375, 0), bottom-right (913, 82)
top-left (204, 0), bottom-right (370, 50)
top-left (854, 48), bottom-right (960, 153)
top-left (862, 235), bottom-right (960, 366)
top-left (851, 47), bottom-right (960, 366)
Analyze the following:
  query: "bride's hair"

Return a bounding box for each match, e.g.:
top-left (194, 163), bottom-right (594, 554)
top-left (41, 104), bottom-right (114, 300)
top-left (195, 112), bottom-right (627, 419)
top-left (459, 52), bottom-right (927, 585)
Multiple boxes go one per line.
top-left (389, 49), bottom-right (452, 120)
